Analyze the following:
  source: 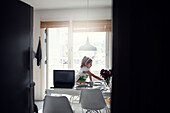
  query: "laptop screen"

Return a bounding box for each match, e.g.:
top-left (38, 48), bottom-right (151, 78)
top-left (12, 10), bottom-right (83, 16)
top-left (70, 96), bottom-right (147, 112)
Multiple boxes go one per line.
top-left (53, 70), bottom-right (75, 88)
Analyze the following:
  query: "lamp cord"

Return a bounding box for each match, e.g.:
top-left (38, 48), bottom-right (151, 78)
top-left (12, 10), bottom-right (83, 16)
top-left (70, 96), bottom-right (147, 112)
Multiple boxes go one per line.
top-left (86, 0), bottom-right (89, 38)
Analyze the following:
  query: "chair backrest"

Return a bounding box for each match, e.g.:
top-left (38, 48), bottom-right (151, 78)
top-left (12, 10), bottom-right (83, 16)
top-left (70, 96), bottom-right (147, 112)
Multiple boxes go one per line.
top-left (43, 95), bottom-right (73, 113)
top-left (80, 89), bottom-right (107, 110)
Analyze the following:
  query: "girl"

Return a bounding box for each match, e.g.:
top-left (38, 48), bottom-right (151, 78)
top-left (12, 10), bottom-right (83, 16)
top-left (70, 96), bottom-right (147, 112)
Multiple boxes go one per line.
top-left (76, 56), bottom-right (103, 82)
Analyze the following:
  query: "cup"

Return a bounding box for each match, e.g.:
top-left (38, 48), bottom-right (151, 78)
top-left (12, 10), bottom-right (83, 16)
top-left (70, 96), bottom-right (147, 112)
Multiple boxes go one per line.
top-left (89, 81), bottom-right (94, 87)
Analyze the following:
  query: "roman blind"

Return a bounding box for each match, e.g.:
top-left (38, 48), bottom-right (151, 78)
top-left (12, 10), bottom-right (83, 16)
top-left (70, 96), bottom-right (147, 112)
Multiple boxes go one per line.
top-left (41, 21), bottom-right (69, 28)
top-left (72, 20), bottom-right (111, 32)
top-left (40, 20), bottom-right (111, 32)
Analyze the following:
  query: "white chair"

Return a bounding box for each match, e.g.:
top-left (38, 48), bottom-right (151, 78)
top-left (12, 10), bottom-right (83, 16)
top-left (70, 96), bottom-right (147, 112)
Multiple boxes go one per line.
top-left (43, 95), bottom-right (73, 113)
top-left (80, 89), bottom-right (110, 113)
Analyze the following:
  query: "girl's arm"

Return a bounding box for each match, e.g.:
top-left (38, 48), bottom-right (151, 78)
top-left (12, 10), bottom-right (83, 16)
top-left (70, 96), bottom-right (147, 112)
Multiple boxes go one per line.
top-left (83, 71), bottom-right (103, 81)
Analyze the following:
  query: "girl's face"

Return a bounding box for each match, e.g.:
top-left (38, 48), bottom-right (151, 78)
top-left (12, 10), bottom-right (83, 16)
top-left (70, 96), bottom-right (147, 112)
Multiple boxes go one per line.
top-left (86, 61), bottom-right (92, 68)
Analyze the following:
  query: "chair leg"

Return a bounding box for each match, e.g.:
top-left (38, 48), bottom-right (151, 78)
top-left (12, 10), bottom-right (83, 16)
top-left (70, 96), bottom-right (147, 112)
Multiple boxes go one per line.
top-left (86, 109), bottom-right (91, 113)
top-left (84, 110), bottom-right (104, 113)
top-left (70, 96), bottom-right (73, 102)
top-left (95, 110), bottom-right (100, 113)
top-left (89, 110), bottom-right (100, 113)
top-left (70, 95), bottom-right (80, 103)
top-left (105, 107), bottom-right (110, 113)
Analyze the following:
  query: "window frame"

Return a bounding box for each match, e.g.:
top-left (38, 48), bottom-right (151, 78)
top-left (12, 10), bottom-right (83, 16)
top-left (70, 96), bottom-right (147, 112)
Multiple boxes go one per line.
top-left (41, 20), bottom-right (112, 88)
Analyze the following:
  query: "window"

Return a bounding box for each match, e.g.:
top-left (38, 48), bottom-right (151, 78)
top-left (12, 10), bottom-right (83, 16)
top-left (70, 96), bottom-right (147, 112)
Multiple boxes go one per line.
top-left (48, 28), bottom-right (69, 69)
top-left (73, 32), bottom-right (106, 72)
top-left (41, 20), bottom-right (112, 88)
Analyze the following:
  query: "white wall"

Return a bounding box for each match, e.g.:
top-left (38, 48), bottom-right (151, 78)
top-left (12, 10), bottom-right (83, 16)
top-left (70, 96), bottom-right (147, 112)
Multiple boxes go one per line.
top-left (38, 8), bottom-right (111, 21)
top-left (33, 11), bottom-right (42, 100)
top-left (33, 7), bottom-right (112, 100)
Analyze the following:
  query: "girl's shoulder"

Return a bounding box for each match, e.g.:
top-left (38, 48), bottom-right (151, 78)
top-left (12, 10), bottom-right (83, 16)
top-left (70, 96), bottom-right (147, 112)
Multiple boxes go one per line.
top-left (81, 66), bottom-right (89, 71)
top-left (78, 67), bottom-right (89, 74)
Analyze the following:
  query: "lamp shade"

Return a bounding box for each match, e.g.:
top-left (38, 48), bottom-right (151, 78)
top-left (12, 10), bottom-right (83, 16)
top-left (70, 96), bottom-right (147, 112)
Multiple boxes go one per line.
top-left (79, 37), bottom-right (97, 51)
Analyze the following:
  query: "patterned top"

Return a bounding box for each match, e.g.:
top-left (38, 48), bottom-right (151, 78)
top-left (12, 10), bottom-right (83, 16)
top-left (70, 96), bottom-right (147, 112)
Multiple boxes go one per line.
top-left (76, 67), bottom-right (90, 82)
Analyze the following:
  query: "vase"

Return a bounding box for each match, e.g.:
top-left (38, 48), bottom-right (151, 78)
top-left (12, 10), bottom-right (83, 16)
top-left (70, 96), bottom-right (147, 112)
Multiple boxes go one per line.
top-left (105, 77), bottom-right (111, 87)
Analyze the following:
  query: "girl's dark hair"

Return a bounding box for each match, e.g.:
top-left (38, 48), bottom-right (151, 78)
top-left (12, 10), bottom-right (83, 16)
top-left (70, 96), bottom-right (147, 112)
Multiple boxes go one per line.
top-left (80, 56), bottom-right (92, 68)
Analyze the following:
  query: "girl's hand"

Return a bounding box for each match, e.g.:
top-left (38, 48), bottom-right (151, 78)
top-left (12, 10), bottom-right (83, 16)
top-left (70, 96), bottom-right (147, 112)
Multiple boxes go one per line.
top-left (101, 79), bottom-right (105, 82)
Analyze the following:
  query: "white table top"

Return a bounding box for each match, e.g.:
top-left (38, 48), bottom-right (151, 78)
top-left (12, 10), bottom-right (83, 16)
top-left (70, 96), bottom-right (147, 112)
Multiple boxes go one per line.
top-left (45, 85), bottom-right (111, 98)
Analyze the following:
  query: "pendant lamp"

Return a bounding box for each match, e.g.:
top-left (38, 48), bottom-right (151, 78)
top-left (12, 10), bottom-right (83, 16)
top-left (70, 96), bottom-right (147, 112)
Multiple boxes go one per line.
top-left (79, 0), bottom-right (97, 51)
top-left (79, 37), bottom-right (97, 51)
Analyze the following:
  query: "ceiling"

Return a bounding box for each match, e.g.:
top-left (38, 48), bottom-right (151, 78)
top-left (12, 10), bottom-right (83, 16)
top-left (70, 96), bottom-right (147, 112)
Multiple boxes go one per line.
top-left (21, 0), bottom-right (112, 10)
